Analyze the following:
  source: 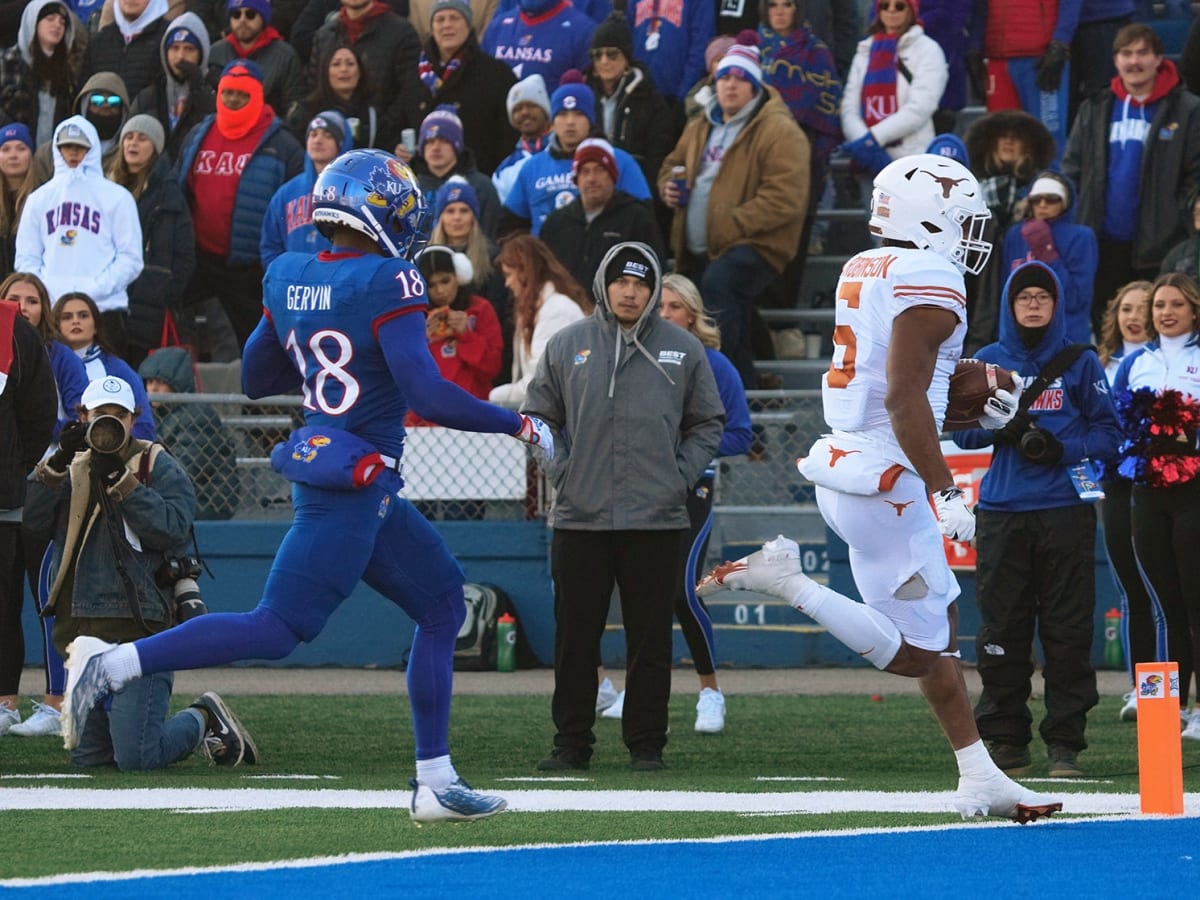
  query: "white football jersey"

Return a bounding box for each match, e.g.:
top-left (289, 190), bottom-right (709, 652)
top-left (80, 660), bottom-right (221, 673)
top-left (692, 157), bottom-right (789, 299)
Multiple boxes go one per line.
top-left (822, 247), bottom-right (967, 435)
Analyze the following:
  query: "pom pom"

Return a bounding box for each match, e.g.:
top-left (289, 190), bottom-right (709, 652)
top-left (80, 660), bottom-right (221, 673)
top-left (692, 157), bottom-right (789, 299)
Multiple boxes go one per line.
top-left (735, 28), bottom-right (758, 47)
top-left (1114, 386), bottom-right (1200, 488)
top-left (559, 68), bottom-right (584, 85)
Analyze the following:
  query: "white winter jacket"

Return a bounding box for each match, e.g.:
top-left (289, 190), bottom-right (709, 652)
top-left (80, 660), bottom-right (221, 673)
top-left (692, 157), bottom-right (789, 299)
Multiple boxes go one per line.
top-left (14, 117), bottom-right (143, 314)
top-left (841, 25), bottom-right (948, 161)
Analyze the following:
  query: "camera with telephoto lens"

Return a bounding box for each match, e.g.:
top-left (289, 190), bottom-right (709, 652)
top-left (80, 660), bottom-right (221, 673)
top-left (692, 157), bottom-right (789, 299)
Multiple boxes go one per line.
top-left (156, 555), bottom-right (207, 621)
top-left (85, 415), bottom-right (130, 454)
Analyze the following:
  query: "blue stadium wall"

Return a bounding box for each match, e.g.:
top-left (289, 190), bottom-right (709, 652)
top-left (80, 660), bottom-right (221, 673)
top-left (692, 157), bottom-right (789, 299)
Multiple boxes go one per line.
top-left (22, 520), bottom-right (1127, 673)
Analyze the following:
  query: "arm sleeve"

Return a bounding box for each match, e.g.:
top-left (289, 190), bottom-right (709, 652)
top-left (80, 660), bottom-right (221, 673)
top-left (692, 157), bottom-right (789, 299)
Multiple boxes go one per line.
top-left (241, 314), bottom-right (304, 398)
top-left (13, 193), bottom-right (46, 277)
top-left (1052, 0), bottom-right (1083, 45)
top-left (14, 322), bottom-right (57, 471)
top-left (92, 194), bottom-right (145, 299)
top-left (378, 310), bottom-right (522, 434)
top-left (676, 357), bottom-right (725, 487)
top-left (450, 300), bottom-right (504, 383)
top-left (681, 0), bottom-right (716, 100)
top-left (1069, 356), bottom-right (1123, 463)
top-left (710, 352), bottom-right (752, 456)
top-left (260, 188), bottom-right (288, 268)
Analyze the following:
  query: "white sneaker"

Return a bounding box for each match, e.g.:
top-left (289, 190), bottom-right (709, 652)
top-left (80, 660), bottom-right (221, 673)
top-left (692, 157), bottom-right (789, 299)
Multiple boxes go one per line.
top-left (409, 778), bottom-right (506, 824)
top-left (601, 690), bottom-right (625, 719)
top-left (1119, 691), bottom-right (1137, 722)
top-left (8, 701), bottom-right (61, 736)
top-left (596, 677), bottom-right (619, 714)
top-left (62, 636), bottom-right (117, 750)
top-left (695, 688), bottom-right (725, 733)
top-left (954, 770), bottom-right (1063, 823)
top-left (696, 536), bottom-right (810, 599)
top-left (1183, 711), bottom-right (1200, 742)
top-left (0, 704), bottom-right (18, 736)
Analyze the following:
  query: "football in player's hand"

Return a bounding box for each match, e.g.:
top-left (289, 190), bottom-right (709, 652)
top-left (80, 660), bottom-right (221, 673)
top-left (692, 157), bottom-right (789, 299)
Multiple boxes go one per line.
top-left (944, 359), bottom-right (1018, 431)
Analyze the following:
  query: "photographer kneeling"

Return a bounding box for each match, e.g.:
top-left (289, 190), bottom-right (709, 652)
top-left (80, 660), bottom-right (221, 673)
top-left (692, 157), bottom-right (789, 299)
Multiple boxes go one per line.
top-left (952, 262), bottom-right (1122, 780)
top-left (30, 376), bottom-right (256, 770)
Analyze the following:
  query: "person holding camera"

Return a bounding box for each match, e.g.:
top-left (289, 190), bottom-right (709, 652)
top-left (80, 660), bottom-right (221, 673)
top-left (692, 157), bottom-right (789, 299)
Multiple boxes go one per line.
top-left (952, 260), bottom-right (1121, 779)
top-left (27, 375), bottom-right (255, 769)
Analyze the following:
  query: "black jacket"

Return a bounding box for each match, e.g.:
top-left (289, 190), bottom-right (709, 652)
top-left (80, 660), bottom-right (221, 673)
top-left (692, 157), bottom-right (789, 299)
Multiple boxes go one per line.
top-left (130, 69), bottom-right (217, 167)
top-left (0, 311), bottom-right (56, 512)
top-left (541, 191), bottom-right (665, 291)
top-left (82, 16), bottom-right (169, 102)
top-left (125, 155), bottom-right (197, 355)
top-left (585, 62), bottom-right (677, 192)
top-left (414, 34), bottom-right (517, 176)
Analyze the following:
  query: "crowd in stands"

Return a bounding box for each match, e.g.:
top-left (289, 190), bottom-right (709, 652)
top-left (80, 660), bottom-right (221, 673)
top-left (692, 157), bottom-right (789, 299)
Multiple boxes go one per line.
top-left (3, 0), bottom-right (1200, 750)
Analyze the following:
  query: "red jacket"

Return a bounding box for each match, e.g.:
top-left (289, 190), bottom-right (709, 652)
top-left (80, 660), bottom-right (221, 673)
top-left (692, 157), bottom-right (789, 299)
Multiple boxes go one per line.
top-left (984, 0), bottom-right (1058, 59)
top-left (405, 295), bottom-right (503, 427)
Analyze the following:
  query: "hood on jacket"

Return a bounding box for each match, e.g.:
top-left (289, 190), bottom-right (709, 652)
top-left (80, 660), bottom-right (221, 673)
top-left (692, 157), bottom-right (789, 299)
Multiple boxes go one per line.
top-left (1023, 169), bottom-right (1077, 223)
top-left (50, 116), bottom-right (103, 178)
top-left (137, 346), bottom-right (196, 393)
top-left (591, 241), bottom-right (673, 397)
top-left (964, 109), bottom-right (1056, 179)
top-left (74, 71), bottom-right (132, 133)
top-left (159, 11), bottom-right (212, 77)
top-left (998, 259), bottom-right (1068, 361)
top-left (19, 0), bottom-right (76, 68)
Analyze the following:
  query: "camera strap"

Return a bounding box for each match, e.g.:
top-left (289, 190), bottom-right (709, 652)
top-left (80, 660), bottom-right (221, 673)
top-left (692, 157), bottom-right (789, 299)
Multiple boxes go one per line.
top-left (1018, 343), bottom-right (1093, 412)
top-left (137, 442), bottom-right (211, 581)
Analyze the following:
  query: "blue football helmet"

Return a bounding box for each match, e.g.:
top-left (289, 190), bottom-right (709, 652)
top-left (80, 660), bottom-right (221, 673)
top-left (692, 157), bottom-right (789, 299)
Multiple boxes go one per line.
top-left (311, 149), bottom-right (429, 258)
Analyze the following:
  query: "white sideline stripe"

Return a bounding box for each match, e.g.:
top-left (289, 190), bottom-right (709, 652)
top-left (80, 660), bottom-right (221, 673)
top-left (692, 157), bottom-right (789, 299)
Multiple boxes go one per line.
top-left (0, 817), bottom-right (1165, 889)
top-left (0, 774), bottom-right (92, 780)
top-left (1, 787), bottom-right (1198, 815)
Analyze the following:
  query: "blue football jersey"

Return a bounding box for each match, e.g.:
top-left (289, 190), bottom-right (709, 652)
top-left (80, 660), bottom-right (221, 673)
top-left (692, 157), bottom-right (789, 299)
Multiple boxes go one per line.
top-left (262, 250), bottom-right (429, 458)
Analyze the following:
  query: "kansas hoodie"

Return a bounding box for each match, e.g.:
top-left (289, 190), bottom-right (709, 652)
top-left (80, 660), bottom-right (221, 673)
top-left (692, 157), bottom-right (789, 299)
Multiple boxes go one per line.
top-left (14, 116), bottom-right (144, 314)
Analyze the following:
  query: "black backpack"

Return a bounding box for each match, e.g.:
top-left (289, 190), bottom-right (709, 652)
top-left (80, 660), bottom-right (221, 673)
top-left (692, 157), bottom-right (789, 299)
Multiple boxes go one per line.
top-left (452, 583), bottom-right (540, 670)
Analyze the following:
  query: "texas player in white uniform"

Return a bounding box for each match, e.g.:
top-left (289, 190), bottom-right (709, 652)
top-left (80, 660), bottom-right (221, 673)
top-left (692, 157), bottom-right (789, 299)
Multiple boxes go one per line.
top-left (700, 154), bottom-right (1063, 822)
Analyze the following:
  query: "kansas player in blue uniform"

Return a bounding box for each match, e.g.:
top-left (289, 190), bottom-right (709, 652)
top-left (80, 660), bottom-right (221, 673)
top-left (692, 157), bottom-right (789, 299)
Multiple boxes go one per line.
top-left (58, 150), bottom-right (553, 824)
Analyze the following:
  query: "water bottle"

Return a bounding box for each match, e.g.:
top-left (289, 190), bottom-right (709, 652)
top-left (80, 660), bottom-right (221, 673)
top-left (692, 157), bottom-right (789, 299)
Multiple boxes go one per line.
top-left (496, 612), bottom-right (516, 673)
top-left (1104, 607), bottom-right (1123, 669)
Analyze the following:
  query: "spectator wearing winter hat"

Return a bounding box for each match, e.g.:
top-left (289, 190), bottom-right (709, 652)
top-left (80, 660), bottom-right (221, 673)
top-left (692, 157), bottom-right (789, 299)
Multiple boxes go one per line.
top-left (926, 131), bottom-right (968, 166)
top-left (261, 109), bottom-right (354, 267)
top-left (584, 11), bottom-right (676, 194)
top-left (1001, 170), bottom-right (1098, 344)
top-left (177, 58), bottom-right (303, 354)
top-left (287, 42), bottom-right (385, 149)
top-left (481, 0), bottom-right (593, 91)
top-left (0, 122), bottom-right (33, 277)
top-left (840, 0), bottom-right (947, 176)
top-left (307, 0), bottom-right (423, 151)
top-left (659, 32), bottom-right (810, 388)
top-left (631, 0), bottom-right (716, 103)
top-left (543, 137), bottom-right (665, 291)
top-left (0, 0), bottom-right (86, 148)
top-left (492, 72), bottom-right (551, 204)
top-left (413, 0), bottom-right (517, 176)
top-left (499, 69), bottom-right (652, 238)
top-left (411, 104), bottom-right (502, 239)
top-left (105, 112), bottom-right (195, 370)
top-left (82, 0), bottom-right (171, 101)
top-left (126, 14), bottom-right (216, 166)
top-left (209, 0), bottom-right (305, 119)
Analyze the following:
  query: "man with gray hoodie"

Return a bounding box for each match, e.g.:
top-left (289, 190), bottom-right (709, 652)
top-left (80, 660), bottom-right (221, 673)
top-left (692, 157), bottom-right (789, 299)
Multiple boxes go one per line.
top-left (522, 241), bottom-right (724, 773)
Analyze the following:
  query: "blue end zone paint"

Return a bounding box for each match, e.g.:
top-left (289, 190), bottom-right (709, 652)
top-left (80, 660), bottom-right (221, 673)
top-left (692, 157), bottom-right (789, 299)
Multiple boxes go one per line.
top-left (9, 818), bottom-right (1196, 898)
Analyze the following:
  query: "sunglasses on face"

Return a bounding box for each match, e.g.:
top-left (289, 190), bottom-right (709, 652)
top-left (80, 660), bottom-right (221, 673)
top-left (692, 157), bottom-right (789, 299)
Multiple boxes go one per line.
top-left (88, 94), bottom-right (121, 107)
top-left (878, 1), bottom-right (907, 11)
top-left (589, 47), bottom-right (623, 61)
top-left (230, 8), bottom-right (259, 19)
top-left (1030, 195), bottom-right (1064, 205)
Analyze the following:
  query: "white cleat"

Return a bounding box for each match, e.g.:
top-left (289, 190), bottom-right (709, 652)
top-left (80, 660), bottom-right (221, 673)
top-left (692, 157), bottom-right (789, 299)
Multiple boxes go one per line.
top-left (696, 536), bottom-right (811, 599)
top-left (596, 677), bottom-right (619, 714)
top-left (8, 701), bottom-right (61, 736)
top-left (409, 778), bottom-right (507, 824)
top-left (62, 636), bottom-right (118, 750)
top-left (954, 771), bottom-right (1063, 823)
top-left (601, 690), bottom-right (625, 719)
top-left (1119, 691), bottom-right (1137, 722)
top-left (694, 688), bottom-right (726, 734)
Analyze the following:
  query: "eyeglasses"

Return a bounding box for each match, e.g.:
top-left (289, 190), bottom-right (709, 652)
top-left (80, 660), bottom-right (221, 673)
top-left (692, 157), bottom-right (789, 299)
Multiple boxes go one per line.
top-left (87, 94), bottom-right (121, 107)
top-left (1014, 292), bottom-right (1055, 306)
top-left (1029, 195), bottom-right (1064, 205)
top-left (230, 8), bottom-right (259, 19)
top-left (589, 47), bottom-right (623, 61)
top-left (878, 1), bottom-right (907, 11)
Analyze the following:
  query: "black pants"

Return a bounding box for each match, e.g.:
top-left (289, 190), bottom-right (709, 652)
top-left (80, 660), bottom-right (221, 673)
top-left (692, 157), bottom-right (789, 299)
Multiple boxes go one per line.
top-left (676, 470), bottom-right (717, 676)
top-left (1100, 478), bottom-right (1159, 671)
top-left (1092, 239), bottom-right (1155, 341)
top-left (0, 523), bottom-right (22, 695)
top-left (549, 528), bottom-right (685, 758)
top-left (98, 310), bottom-right (128, 361)
top-left (974, 505), bottom-right (1099, 751)
top-left (186, 252), bottom-right (265, 353)
top-left (1131, 477), bottom-right (1200, 707)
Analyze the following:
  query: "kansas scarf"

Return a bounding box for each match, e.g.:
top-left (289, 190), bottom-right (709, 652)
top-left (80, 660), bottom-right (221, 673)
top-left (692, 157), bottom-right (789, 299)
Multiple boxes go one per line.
top-left (860, 34), bottom-right (898, 129)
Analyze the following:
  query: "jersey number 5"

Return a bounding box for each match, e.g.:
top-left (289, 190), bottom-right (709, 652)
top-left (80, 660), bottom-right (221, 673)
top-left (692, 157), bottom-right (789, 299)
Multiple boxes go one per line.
top-left (285, 328), bottom-right (361, 415)
top-left (826, 281), bottom-right (861, 389)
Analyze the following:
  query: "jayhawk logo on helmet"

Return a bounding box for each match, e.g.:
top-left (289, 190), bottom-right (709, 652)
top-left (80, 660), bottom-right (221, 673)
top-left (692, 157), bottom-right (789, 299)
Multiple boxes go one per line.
top-left (292, 434), bottom-right (333, 463)
top-left (310, 149), bottom-right (429, 258)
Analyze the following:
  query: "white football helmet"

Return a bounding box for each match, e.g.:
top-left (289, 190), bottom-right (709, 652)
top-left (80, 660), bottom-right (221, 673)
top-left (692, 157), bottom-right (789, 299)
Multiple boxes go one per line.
top-left (869, 153), bottom-right (992, 275)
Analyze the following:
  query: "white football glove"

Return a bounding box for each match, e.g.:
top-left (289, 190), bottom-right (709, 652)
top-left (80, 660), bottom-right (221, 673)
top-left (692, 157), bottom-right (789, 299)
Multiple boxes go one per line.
top-left (933, 486), bottom-right (975, 542)
top-left (978, 387), bottom-right (1021, 430)
top-left (514, 414), bottom-right (554, 461)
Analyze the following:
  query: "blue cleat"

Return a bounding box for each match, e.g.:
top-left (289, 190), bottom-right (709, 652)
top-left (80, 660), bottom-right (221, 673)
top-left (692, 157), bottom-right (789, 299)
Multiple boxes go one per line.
top-left (409, 777), bottom-right (507, 824)
top-left (61, 636), bottom-right (117, 750)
